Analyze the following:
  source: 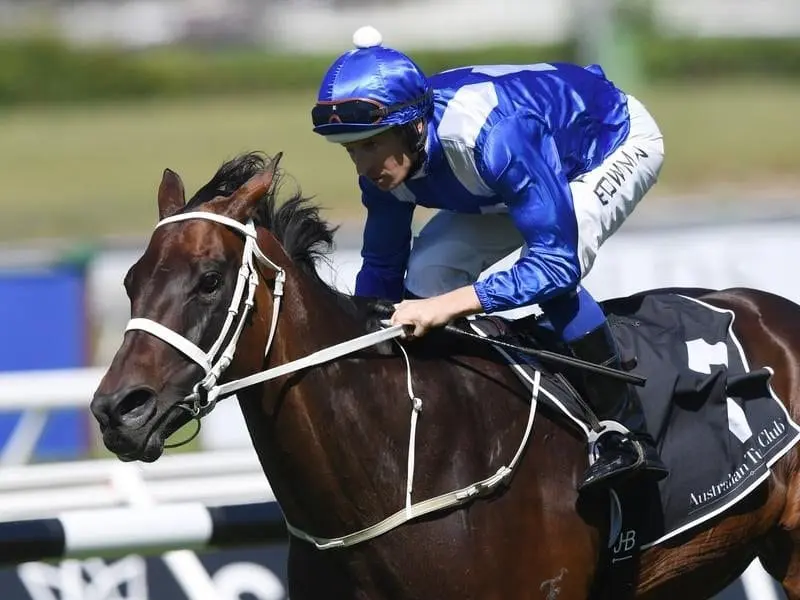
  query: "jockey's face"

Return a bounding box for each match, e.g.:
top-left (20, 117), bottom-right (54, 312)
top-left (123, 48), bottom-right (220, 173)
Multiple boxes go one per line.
top-left (342, 127), bottom-right (417, 192)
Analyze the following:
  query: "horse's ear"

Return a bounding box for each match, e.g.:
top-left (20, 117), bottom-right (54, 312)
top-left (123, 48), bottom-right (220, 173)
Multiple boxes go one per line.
top-left (226, 152), bottom-right (284, 221)
top-left (158, 168), bottom-right (186, 220)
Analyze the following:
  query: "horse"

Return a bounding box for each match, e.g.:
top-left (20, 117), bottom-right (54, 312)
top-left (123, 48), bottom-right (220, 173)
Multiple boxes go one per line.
top-left (91, 151), bottom-right (800, 599)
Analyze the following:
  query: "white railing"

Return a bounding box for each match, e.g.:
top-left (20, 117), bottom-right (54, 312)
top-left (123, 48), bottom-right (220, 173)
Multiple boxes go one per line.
top-left (0, 367), bottom-right (105, 466)
top-left (0, 366), bottom-right (253, 466)
top-left (0, 367), bottom-right (107, 411)
top-left (0, 448), bottom-right (271, 522)
top-left (0, 367), bottom-right (277, 599)
top-left (0, 367), bottom-right (106, 410)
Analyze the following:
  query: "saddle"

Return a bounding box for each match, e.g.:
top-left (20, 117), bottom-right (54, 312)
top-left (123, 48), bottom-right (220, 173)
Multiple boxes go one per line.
top-left (463, 311), bottom-right (634, 432)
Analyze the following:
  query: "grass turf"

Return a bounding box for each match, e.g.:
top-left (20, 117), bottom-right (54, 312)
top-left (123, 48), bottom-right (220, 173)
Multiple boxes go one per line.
top-left (0, 79), bottom-right (796, 244)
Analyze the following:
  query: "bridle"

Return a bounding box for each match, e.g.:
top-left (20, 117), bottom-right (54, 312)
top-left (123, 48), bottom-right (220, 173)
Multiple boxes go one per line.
top-left (125, 210), bottom-right (405, 418)
top-left (126, 211), bottom-right (286, 418)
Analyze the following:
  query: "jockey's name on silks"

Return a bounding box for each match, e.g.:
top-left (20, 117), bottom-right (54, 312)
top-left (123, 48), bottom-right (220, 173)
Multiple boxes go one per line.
top-left (355, 62), bottom-right (631, 311)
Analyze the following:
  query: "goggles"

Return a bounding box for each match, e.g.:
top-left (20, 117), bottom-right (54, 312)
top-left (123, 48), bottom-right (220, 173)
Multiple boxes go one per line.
top-left (311, 91), bottom-right (431, 128)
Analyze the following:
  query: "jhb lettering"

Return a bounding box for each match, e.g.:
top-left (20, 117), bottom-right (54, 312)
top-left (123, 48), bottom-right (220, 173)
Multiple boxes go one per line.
top-left (613, 529), bottom-right (637, 555)
top-left (594, 147), bottom-right (649, 205)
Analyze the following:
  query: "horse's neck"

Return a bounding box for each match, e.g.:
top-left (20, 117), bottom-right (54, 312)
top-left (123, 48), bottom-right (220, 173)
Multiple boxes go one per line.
top-left (242, 269), bottom-right (410, 534)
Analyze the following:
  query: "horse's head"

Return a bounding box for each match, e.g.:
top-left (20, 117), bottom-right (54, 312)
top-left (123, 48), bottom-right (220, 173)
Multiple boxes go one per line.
top-left (90, 152), bottom-right (292, 462)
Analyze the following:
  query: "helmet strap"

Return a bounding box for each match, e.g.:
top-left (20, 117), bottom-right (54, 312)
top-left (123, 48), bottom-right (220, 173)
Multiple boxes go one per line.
top-left (402, 118), bottom-right (428, 179)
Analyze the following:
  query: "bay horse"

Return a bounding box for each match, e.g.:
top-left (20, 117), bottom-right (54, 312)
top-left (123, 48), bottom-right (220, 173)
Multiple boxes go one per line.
top-left (91, 151), bottom-right (800, 599)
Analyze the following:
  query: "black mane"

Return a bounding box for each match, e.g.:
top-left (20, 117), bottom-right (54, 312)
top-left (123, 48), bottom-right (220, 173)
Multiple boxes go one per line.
top-left (183, 151), bottom-right (342, 294)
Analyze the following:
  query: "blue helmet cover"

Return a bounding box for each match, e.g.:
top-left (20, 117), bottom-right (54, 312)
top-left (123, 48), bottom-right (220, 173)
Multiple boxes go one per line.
top-left (313, 40), bottom-right (432, 137)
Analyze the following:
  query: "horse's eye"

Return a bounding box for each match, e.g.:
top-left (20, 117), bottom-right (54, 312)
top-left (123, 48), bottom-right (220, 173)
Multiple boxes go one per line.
top-left (199, 271), bottom-right (222, 294)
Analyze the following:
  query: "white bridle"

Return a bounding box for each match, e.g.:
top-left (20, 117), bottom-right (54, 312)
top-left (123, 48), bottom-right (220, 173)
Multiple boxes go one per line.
top-left (125, 212), bottom-right (286, 416)
top-left (125, 210), bottom-right (406, 416)
top-left (123, 210), bottom-right (539, 551)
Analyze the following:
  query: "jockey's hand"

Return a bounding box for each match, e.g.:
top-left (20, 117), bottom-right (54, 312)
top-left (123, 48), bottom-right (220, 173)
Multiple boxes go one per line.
top-left (390, 286), bottom-right (484, 338)
top-left (391, 297), bottom-right (451, 338)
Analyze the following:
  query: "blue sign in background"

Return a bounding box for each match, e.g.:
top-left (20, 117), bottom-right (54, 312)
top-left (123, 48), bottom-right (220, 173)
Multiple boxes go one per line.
top-left (0, 266), bottom-right (89, 459)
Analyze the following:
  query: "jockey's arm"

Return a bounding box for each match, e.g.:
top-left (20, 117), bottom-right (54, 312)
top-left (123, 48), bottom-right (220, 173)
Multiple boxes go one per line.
top-left (354, 178), bottom-right (416, 300)
top-left (473, 114), bottom-right (582, 314)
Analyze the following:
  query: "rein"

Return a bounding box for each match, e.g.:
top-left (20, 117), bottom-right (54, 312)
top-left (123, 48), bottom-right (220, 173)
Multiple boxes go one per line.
top-left (124, 210), bottom-right (541, 550)
top-left (369, 302), bottom-right (645, 386)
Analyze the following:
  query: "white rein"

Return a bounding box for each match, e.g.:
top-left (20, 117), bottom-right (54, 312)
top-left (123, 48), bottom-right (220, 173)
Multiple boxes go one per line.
top-left (125, 210), bottom-right (540, 550)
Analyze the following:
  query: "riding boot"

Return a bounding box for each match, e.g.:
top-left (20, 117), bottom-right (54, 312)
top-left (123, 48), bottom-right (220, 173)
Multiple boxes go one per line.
top-left (567, 322), bottom-right (669, 493)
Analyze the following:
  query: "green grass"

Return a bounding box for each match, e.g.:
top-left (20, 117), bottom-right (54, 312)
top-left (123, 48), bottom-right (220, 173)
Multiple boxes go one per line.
top-left (637, 81), bottom-right (799, 188)
top-left (0, 80), bottom-right (797, 243)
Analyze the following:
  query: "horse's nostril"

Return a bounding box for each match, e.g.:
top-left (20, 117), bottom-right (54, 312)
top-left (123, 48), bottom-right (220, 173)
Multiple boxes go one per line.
top-left (91, 386), bottom-right (158, 428)
top-left (117, 387), bottom-right (157, 420)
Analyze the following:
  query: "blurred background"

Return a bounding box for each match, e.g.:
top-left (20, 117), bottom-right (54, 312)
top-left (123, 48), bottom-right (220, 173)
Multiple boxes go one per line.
top-left (0, 0), bottom-right (797, 598)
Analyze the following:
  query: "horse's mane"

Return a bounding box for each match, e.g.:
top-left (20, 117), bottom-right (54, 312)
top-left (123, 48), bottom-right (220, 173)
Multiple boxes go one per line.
top-left (176, 155), bottom-right (541, 371)
top-left (182, 151), bottom-right (352, 305)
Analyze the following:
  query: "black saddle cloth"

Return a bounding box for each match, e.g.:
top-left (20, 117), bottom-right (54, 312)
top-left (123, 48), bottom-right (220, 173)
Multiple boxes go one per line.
top-left (470, 290), bottom-right (800, 548)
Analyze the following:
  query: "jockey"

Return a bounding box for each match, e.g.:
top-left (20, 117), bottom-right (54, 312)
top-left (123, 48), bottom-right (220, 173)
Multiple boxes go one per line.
top-left (311, 26), bottom-right (668, 493)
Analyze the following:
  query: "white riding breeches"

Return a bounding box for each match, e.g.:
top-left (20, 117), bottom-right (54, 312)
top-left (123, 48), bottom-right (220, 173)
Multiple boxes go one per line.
top-left (403, 94), bottom-right (665, 300)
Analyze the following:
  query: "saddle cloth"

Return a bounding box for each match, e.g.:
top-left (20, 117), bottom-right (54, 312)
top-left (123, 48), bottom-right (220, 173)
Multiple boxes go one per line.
top-left (470, 291), bottom-right (800, 549)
